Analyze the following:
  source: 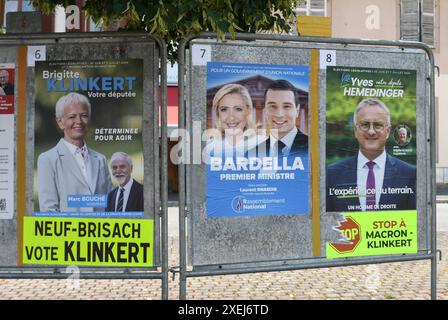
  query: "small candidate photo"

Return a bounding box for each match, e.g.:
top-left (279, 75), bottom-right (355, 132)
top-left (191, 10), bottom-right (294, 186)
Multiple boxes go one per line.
top-left (0, 69), bottom-right (14, 96)
top-left (394, 125), bottom-right (412, 147)
top-left (326, 98), bottom-right (416, 212)
top-left (36, 92), bottom-right (113, 212)
top-left (106, 152), bottom-right (144, 212)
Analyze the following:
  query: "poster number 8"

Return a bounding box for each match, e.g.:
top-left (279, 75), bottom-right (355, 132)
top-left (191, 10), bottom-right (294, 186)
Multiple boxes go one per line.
top-left (320, 50), bottom-right (336, 69)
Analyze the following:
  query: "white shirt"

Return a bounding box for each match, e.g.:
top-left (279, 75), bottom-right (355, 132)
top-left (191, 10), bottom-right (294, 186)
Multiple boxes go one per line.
top-left (356, 150), bottom-right (387, 211)
top-left (61, 139), bottom-right (94, 211)
top-left (269, 127), bottom-right (298, 156)
top-left (114, 178), bottom-right (134, 212)
top-left (62, 139), bottom-right (89, 183)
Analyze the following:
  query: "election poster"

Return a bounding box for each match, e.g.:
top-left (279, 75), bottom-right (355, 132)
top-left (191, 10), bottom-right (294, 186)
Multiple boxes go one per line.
top-left (0, 63), bottom-right (15, 220)
top-left (24, 59), bottom-right (153, 267)
top-left (0, 63), bottom-right (15, 113)
top-left (326, 67), bottom-right (417, 214)
top-left (326, 210), bottom-right (417, 258)
top-left (325, 66), bottom-right (417, 259)
top-left (205, 62), bottom-right (309, 217)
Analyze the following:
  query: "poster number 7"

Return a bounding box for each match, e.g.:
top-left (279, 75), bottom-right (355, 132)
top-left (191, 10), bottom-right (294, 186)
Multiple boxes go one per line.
top-left (192, 45), bottom-right (211, 66)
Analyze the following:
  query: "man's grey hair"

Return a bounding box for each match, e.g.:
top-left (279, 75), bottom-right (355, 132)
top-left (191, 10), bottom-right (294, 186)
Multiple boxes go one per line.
top-left (353, 98), bottom-right (391, 126)
top-left (110, 152), bottom-right (133, 167)
top-left (398, 127), bottom-right (407, 134)
top-left (55, 92), bottom-right (91, 119)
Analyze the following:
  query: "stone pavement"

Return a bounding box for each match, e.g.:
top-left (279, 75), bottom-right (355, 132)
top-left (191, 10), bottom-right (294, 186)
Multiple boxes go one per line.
top-left (1, 208), bottom-right (447, 300)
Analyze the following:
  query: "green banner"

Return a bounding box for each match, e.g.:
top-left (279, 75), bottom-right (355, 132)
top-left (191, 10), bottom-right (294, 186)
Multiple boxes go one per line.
top-left (326, 210), bottom-right (417, 258)
top-left (23, 217), bottom-right (153, 267)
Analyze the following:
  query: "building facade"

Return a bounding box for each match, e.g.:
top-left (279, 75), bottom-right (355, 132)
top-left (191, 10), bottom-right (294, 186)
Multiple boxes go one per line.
top-left (297, 0), bottom-right (447, 191)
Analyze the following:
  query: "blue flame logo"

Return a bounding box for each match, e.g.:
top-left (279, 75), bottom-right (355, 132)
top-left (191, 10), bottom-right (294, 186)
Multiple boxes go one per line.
top-left (231, 196), bottom-right (245, 213)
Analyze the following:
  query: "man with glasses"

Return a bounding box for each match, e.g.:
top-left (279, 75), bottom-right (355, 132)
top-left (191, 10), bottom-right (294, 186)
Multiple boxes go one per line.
top-left (326, 98), bottom-right (416, 212)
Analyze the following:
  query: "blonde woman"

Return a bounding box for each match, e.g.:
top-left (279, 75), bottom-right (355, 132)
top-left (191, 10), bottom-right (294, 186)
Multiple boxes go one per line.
top-left (207, 84), bottom-right (258, 158)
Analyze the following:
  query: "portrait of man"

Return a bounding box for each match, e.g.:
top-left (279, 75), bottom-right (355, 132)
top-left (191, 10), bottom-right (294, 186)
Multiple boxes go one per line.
top-left (37, 92), bottom-right (113, 212)
top-left (0, 69), bottom-right (14, 95)
top-left (249, 79), bottom-right (308, 157)
top-left (326, 98), bottom-right (416, 212)
top-left (106, 152), bottom-right (143, 212)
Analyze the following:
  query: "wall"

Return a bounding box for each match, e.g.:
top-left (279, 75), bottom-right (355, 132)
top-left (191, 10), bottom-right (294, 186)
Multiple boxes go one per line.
top-left (331, 0), bottom-right (400, 40)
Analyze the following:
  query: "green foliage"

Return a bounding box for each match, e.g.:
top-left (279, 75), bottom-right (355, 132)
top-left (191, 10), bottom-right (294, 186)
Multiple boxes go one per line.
top-left (31, 0), bottom-right (301, 63)
top-left (384, 292), bottom-right (396, 299)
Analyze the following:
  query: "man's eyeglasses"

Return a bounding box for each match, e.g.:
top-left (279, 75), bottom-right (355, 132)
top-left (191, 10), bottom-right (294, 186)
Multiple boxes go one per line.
top-left (356, 121), bottom-right (389, 132)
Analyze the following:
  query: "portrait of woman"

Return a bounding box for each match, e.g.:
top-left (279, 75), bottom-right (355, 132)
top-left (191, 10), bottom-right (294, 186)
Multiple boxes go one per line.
top-left (206, 83), bottom-right (259, 157)
top-left (394, 125), bottom-right (411, 147)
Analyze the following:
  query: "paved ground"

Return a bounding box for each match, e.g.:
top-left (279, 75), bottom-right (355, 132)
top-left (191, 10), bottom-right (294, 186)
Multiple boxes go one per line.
top-left (0, 206), bottom-right (447, 300)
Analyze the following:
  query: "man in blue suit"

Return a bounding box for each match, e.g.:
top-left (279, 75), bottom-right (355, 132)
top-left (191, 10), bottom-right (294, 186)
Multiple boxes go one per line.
top-left (37, 93), bottom-right (112, 212)
top-left (326, 98), bottom-right (416, 212)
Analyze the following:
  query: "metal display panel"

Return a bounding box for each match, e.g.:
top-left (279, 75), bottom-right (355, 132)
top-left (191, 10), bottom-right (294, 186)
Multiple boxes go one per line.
top-left (0, 32), bottom-right (169, 299)
top-left (177, 33), bottom-right (436, 299)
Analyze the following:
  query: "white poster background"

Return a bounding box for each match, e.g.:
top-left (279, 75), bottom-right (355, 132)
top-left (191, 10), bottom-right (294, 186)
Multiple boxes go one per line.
top-left (0, 115), bottom-right (14, 219)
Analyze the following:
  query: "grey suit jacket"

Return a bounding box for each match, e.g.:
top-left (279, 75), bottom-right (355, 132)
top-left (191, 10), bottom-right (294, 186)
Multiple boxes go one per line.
top-left (37, 138), bottom-right (113, 212)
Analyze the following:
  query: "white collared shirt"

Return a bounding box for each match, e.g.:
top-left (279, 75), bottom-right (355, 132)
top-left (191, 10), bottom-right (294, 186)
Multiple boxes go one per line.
top-left (357, 150), bottom-right (387, 211)
top-left (62, 139), bottom-right (89, 182)
top-left (114, 178), bottom-right (134, 212)
top-left (269, 127), bottom-right (298, 156)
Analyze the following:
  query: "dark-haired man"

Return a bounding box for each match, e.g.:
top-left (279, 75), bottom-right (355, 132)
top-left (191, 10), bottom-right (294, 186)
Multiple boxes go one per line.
top-left (249, 79), bottom-right (308, 157)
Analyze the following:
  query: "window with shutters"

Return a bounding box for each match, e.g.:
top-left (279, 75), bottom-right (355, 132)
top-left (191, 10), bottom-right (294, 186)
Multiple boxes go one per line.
top-left (400, 0), bottom-right (438, 48)
top-left (421, 0), bottom-right (436, 46)
top-left (295, 0), bottom-right (328, 16)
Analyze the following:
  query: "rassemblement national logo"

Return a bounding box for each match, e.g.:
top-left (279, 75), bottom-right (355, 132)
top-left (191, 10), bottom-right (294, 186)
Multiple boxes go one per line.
top-left (231, 196), bottom-right (245, 214)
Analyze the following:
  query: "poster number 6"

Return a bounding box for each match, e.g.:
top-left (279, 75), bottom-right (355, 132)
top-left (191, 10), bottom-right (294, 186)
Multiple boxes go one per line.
top-left (320, 50), bottom-right (336, 69)
top-left (34, 50), bottom-right (41, 60)
top-left (28, 46), bottom-right (46, 67)
top-left (192, 45), bottom-right (211, 66)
